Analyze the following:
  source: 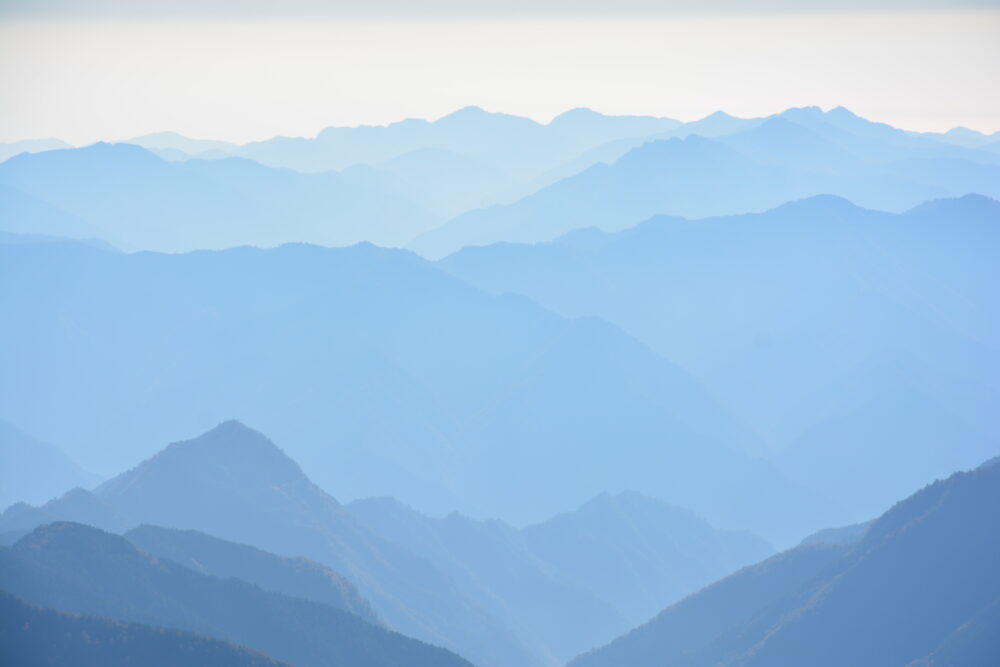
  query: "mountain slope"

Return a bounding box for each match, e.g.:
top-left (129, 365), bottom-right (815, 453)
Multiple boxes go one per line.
top-left (570, 458), bottom-right (1000, 667)
top-left (0, 590), bottom-right (287, 667)
top-left (0, 522), bottom-right (473, 667)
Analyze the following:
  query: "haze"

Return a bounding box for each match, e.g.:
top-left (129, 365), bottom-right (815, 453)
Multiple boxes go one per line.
top-left (1, 9), bottom-right (998, 144)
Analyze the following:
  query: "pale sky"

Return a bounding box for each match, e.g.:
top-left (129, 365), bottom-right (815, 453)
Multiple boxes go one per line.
top-left (1, 6), bottom-right (999, 144)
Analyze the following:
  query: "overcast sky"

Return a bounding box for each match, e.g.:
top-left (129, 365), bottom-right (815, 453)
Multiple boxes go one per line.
top-left (1, 2), bottom-right (998, 144)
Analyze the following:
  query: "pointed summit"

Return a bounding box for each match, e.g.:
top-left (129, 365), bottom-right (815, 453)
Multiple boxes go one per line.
top-left (99, 420), bottom-right (307, 502)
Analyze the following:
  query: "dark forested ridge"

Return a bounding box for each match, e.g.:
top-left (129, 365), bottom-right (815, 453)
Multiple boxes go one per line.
top-left (0, 522), bottom-right (474, 667)
top-left (0, 590), bottom-right (288, 667)
top-left (569, 457), bottom-right (1000, 667)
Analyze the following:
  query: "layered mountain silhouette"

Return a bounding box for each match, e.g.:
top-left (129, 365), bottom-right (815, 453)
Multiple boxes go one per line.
top-left (0, 419), bottom-right (101, 508)
top-left (410, 107), bottom-right (1000, 258)
top-left (0, 521), bottom-right (473, 667)
top-left (569, 457), bottom-right (1000, 667)
top-left (0, 143), bottom-right (439, 250)
top-left (0, 590), bottom-right (287, 667)
top-left (441, 194), bottom-right (1000, 524)
top-left (0, 239), bottom-right (835, 543)
top-left (0, 421), bottom-right (780, 667)
top-left (88, 420), bottom-right (538, 667)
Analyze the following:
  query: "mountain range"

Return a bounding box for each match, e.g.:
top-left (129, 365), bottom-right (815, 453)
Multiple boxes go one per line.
top-left (0, 238), bottom-right (834, 543)
top-left (0, 143), bottom-right (439, 250)
top-left (4, 106), bottom-right (997, 257)
top-left (411, 108), bottom-right (1000, 258)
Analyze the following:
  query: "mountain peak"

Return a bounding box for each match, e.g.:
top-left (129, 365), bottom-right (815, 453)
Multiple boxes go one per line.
top-left (96, 421), bottom-right (309, 504)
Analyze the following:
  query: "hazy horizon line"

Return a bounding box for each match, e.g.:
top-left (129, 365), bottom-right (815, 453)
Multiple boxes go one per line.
top-left (4, 103), bottom-right (999, 148)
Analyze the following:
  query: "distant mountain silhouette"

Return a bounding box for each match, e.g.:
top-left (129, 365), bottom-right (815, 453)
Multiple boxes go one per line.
top-left (0, 241), bottom-right (834, 543)
top-left (569, 457), bottom-right (1000, 667)
top-left (0, 143), bottom-right (439, 250)
top-left (125, 525), bottom-right (384, 627)
top-left (0, 590), bottom-right (287, 667)
top-left (233, 106), bottom-right (679, 177)
top-left (0, 419), bottom-right (101, 508)
top-left (410, 108), bottom-right (999, 258)
top-left (440, 194), bottom-right (1000, 525)
top-left (0, 522), bottom-right (473, 667)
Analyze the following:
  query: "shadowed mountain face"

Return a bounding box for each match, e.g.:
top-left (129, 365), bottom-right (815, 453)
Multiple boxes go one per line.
top-left (410, 109), bottom-right (1000, 258)
top-left (0, 522), bottom-right (473, 667)
top-left (569, 457), bottom-right (1000, 667)
top-left (0, 590), bottom-right (288, 667)
top-left (0, 143), bottom-right (439, 251)
top-left (0, 239), bottom-right (835, 543)
top-left (441, 194), bottom-right (1000, 524)
top-left (0, 419), bottom-right (101, 508)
